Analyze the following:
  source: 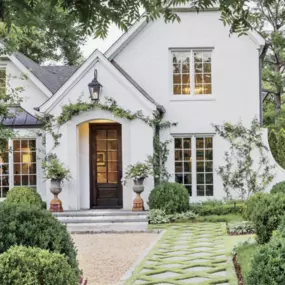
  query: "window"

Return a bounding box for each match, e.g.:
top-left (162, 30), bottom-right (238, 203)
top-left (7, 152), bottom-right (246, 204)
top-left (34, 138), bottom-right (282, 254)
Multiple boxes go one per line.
top-left (196, 137), bottom-right (213, 196)
top-left (0, 69), bottom-right (6, 96)
top-left (13, 139), bottom-right (37, 188)
top-left (172, 50), bottom-right (212, 96)
top-left (174, 136), bottom-right (213, 197)
top-left (0, 146), bottom-right (9, 198)
top-left (174, 137), bottom-right (192, 195)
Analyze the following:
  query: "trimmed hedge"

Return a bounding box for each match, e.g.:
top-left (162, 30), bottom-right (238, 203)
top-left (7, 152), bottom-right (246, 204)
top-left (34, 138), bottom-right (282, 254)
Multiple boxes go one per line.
top-left (243, 193), bottom-right (268, 221)
top-left (271, 181), bottom-right (285, 195)
top-left (190, 201), bottom-right (244, 216)
top-left (5, 186), bottom-right (43, 209)
top-left (0, 203), bottom-right (80, 277)
top-left (148, 182), bottom-right (190, 214)
top-left (0, 246), bottom-right (78, 285)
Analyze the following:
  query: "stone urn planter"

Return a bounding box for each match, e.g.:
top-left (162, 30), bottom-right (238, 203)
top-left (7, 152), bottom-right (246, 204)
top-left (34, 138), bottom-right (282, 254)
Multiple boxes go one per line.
top-left (132, 177), bottom-right (145, 211)
top-left (49, 178), bottom-right (63, 212)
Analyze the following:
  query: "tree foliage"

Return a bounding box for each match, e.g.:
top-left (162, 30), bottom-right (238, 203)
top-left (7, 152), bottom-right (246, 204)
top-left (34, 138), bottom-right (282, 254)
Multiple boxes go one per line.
top-left (214, 118), bottom-right (275, 200)
top-left (0, 0), bottom-right (85, 64)
top-left (0, 0), bottom-right (268, 63)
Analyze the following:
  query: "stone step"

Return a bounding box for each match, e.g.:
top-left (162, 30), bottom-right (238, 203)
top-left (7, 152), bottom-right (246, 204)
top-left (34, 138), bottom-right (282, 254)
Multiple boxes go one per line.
top-left (57, 215), bottom-right (147, 224)
top-left (66, 222), bottom-right (149, 233)
top-left (53, 210), bottom-right (147, 218)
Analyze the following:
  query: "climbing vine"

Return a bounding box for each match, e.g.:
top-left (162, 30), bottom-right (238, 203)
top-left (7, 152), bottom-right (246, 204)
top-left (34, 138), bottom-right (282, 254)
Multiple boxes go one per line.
top-left (38, 97), bottom-right (177, 185)
top-left (213, 118), bottom-right (275, 200)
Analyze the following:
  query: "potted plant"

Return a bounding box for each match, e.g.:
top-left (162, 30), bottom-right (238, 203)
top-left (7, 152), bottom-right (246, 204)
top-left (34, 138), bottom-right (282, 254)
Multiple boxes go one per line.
top-left (124, 162), bottom-right (150, 211)
top-left (42, 154), bottom-right (71, 212)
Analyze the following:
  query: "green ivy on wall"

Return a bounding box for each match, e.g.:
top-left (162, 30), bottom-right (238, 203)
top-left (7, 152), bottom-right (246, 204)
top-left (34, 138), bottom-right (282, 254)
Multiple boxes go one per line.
top-left (38, 97), bottom-right (177, 185)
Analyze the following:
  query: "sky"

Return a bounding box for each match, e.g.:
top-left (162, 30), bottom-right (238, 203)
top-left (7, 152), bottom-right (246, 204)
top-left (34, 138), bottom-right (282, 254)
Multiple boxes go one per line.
top-left (81, 25), bottom-right (123, 59)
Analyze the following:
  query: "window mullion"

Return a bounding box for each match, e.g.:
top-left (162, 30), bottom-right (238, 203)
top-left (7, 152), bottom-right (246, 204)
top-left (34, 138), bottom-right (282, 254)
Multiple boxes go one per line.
top-left (192, 135), bottom-right (197, 199)
top-left (8, 139), bottom-right (13, 189)
top-left (190, 51), bottom-right (194, 96)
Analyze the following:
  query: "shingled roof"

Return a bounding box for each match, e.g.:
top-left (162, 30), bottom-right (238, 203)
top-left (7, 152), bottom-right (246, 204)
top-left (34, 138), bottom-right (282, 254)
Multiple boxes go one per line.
top-left (14, 53), bottom-right (78, 94)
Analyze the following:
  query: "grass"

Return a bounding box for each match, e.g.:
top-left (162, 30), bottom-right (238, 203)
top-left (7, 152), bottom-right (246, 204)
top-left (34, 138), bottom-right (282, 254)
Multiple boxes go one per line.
top-left (235, 243), bottom-right (259, 280)
top-left (125, 222), bottom-right (238, 285)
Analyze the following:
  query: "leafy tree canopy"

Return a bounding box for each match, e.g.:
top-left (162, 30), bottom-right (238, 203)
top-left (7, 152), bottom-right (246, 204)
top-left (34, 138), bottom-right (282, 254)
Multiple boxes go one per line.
top-left (0, 0), bottom-right (268, 63)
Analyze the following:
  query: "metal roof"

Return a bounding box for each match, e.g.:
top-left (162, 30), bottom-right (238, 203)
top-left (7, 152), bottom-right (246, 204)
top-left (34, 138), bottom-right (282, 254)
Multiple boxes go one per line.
top-left (3, 106), bottom-right (42, 128)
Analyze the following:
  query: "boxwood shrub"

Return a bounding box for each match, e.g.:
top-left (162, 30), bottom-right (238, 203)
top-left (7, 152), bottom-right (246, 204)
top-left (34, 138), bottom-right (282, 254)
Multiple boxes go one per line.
top-left (148, 182), bottom-right (190, 214)
top-left (271, 181), bottom-right (285, 195)
top-left (246, 233), bottom-right (285, 285)
top-left (190, 200), bottom-right (244, 216)
top-left (5, 186), bottom-right (43, 209)
top-left (248, 193), bottom-right (285, 244)
top-left (0, 246), bottom-right (78, 285)
top-left (0, 203), bottom-right (80, 277)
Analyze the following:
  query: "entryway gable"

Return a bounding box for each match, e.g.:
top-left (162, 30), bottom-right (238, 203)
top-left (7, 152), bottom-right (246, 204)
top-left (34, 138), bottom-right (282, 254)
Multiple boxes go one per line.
top-left (40, 50), bottom-right (160, 117)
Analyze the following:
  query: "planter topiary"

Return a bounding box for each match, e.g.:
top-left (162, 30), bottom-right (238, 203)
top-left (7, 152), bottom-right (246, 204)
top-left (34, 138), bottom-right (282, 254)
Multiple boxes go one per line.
top-left (271, 181), bottom-right (285, 195)
top-left (148, 182), bottom-right (190, 214)
top-left (5, 186), bottom-right (43, 209)
top-left (0, 246), bottom-right (78, 285)
top-left (0, 203), bottom-right (80, 277)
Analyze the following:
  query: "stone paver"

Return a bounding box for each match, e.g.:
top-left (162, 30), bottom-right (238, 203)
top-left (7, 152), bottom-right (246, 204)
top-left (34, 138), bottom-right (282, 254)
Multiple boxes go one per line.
top-left (125, 223), bottom-right (236, 285)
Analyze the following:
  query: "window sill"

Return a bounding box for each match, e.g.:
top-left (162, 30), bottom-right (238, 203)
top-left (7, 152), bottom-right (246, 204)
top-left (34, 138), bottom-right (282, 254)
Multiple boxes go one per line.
top-left (170, 95), bottom-right (215, 102)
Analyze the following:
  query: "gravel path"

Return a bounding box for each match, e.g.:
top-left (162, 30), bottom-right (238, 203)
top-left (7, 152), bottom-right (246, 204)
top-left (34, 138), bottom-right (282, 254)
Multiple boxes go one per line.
top-left (72, 233), bottom-right (158, 285)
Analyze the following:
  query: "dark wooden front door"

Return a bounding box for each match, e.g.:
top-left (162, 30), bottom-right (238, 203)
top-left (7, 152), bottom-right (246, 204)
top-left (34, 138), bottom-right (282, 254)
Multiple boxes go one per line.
top-left (90, 124), bottom-right (122, 208)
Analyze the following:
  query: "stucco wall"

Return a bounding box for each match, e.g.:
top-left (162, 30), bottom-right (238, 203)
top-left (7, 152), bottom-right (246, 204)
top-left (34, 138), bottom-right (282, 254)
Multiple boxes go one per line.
top-left (113, 11), bottom-right (261, 201)
top-left (46, 60), bottom-right (155, 210)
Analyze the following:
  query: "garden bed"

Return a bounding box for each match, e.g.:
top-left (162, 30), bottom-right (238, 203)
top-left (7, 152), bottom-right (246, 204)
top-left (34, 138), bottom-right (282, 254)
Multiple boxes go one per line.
top-left (72, 233), bottom-right (158, 285)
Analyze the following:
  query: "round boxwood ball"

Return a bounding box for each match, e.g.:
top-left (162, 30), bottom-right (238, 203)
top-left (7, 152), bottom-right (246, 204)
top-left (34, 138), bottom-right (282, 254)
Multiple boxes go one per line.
top-left (148, 182), bottom-right (190, 214)
top-left (0, 246), bottom-right (78, 285)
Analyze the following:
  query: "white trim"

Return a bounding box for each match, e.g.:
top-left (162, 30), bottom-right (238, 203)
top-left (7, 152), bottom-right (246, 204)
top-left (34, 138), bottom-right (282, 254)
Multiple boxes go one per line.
top-left (39, 50), bottom-right (157, 114)
top-left (8, 55), bottom-right (52, 98)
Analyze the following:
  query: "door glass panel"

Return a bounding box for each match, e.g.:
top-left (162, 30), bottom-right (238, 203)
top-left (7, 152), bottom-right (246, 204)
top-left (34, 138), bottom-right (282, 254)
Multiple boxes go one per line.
top-left (96, 130), bottom-right (106, 140)
top-left (96, 128), bottom-right (119, 184)
top-left (108, 130), bottom-right (117, 139)
top-left (108, 172), bottom-right (118, 183)
top-left (97, 140), bottom-right (106, 151)
top-left (107, 140), bottom-right (117, 150)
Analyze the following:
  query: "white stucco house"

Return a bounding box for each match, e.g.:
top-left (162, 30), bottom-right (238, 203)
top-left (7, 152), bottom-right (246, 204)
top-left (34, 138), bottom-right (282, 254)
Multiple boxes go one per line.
top-left (0, 8), bottom-right (284, 211)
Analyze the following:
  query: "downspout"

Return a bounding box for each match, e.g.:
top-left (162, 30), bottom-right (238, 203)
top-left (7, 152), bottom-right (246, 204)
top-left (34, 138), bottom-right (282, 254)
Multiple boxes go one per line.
top-left (259, 48), bottom-right (263, 127)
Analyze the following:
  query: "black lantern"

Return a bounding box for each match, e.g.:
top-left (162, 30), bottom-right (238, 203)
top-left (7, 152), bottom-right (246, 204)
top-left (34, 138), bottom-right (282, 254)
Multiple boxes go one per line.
top-left (88, 69), bottom-right (102, 101)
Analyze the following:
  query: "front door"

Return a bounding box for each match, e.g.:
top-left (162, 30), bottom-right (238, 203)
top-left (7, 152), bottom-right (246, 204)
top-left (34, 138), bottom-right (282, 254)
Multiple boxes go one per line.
top-left (90, 123), bottom-right (122, 208)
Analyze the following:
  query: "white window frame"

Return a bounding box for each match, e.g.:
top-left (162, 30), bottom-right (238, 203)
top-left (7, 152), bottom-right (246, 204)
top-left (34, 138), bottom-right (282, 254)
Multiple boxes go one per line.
top-left (170, 48), bottom-right (215, 101)
top-left (173, 134), bottom-right (215, 198)
top-left (0, 137), bottom-right (39, 201)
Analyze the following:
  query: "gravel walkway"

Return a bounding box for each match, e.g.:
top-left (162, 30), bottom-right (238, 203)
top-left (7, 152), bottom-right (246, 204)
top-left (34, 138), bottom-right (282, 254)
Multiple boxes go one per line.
top-left (72, 233), bottom-right (158, 285)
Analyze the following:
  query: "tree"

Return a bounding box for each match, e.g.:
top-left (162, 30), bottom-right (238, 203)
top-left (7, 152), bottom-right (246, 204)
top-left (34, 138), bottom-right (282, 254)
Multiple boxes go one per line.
top-left (269, 129), bottom-right (278, 161)
top-left (277, 129), bottom-right (285, 168)
top-left (250, 0), bottom-right (285, 118)
top-left (0, 0), bottom-right (85, 64)
top-left (0, 0), bottom-right (257, 63)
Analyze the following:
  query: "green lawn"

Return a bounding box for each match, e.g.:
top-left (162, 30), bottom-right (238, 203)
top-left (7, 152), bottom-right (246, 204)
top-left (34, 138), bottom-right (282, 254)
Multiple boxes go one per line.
top-left (235, 243), bottom-right (259, 280)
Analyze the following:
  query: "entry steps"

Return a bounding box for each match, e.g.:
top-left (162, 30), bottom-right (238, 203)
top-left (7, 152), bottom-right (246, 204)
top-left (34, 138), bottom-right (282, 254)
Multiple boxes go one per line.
top-left (53, 210), bottom-right (148, 233)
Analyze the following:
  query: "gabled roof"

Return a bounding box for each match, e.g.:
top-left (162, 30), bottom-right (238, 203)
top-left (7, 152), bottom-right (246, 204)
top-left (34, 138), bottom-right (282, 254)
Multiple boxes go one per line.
top-left (105, 10), bottom-right (265, 60)
top-left (38, 50), bottom-right (163, 113)
top-left (3, 106), bottom-right (42, 128)
top-left (14, 53), bottom-right (78, 94)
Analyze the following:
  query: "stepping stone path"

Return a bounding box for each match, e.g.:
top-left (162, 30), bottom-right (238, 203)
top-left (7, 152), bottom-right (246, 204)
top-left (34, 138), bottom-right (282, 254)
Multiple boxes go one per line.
top-left (126, 223), bottom-right (234, 285)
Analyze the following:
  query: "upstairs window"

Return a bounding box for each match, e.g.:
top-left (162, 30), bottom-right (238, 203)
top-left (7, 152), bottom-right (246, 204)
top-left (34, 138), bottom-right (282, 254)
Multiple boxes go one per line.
top-left (172, 50), bottom-right (212, 96)
top-left (0, 69), bottom-right (6, 96)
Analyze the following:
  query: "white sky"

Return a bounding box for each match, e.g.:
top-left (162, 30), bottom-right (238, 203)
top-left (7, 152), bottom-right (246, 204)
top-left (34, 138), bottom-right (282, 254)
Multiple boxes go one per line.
top-left (81, 25), bottom-right (123, 59)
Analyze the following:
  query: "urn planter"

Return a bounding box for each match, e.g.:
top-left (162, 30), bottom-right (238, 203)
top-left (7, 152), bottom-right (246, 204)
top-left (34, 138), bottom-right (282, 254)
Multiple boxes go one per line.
top-left (132, 177), bottom-right (145, 211)
top-left (49, 178), bottom-right (63, 212)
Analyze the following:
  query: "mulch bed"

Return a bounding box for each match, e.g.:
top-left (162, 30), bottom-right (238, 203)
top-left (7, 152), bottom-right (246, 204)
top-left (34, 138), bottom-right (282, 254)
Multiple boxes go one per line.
top-left (233, 254), bottom-right (244, 285)
top-left (227, 232), bottom-right (255, 236)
